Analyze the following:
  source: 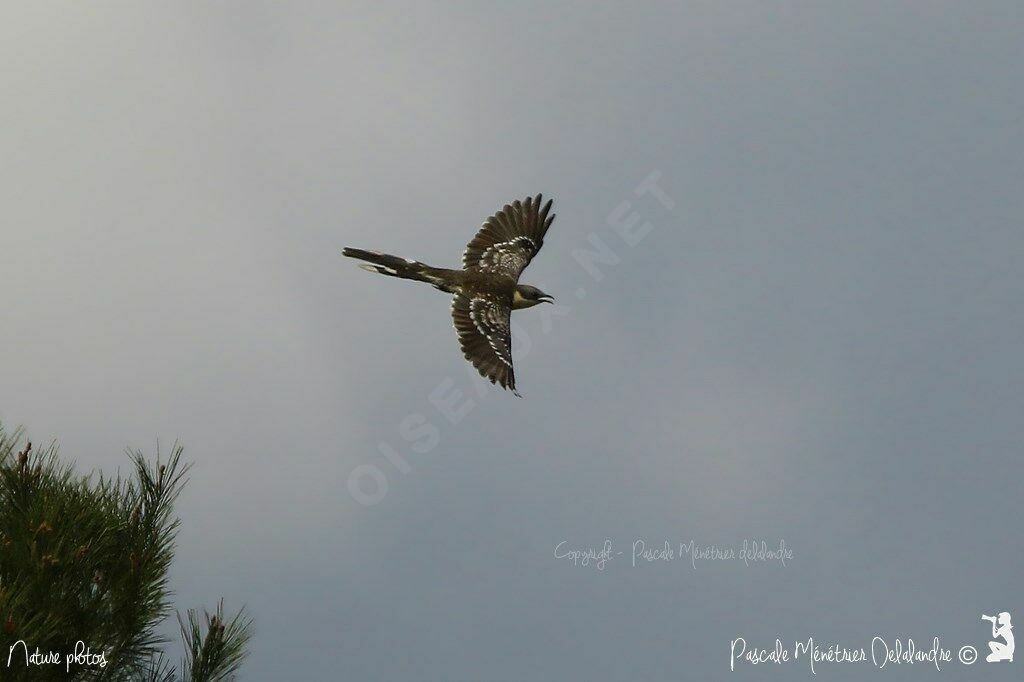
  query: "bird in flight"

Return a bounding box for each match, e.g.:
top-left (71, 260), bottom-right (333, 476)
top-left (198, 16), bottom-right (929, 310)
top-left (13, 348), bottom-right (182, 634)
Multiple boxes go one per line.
top-left (343, 194), bottom-right (556, 397)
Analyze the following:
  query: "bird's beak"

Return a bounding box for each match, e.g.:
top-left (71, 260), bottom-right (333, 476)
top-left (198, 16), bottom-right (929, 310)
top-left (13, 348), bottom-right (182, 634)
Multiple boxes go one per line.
top-left (539, 294), bottom-right (555, 304)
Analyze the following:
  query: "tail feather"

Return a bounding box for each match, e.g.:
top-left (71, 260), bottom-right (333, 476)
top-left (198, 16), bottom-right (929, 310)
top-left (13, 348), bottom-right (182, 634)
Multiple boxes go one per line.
top-left (342, 247), bottom-right (439, 285)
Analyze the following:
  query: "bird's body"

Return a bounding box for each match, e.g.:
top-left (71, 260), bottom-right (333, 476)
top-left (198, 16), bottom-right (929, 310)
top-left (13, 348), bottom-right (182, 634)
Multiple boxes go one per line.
top-left (343, 194), bottom-right (556, 396)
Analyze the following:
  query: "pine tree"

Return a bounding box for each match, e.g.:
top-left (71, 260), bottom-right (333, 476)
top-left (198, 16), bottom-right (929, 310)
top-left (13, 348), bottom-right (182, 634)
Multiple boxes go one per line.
top-left (0, 423), bottom-right (252, 681)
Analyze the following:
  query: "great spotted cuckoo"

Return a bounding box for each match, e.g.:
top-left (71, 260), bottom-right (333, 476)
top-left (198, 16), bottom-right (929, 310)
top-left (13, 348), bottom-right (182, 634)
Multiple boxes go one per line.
top-left (343, 195), bottom-right (556, 396)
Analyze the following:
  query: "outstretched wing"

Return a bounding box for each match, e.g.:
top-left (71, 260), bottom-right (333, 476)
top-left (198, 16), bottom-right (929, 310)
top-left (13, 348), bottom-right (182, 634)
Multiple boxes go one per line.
top-left (463, 194), bottom-right (555, 281)
top-left (451, 293), bottom-right (518, 394)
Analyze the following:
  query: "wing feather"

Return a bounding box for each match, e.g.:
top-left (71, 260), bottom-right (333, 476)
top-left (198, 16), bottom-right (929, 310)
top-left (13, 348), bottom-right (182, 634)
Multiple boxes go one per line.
top-left (462, 194), bottom-right (556, 280)
top-left (451, 294), bottom-right (517, 394)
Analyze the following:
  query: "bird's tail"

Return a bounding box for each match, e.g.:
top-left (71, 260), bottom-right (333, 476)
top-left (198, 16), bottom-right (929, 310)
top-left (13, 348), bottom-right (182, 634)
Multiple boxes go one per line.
top-left (342, 247), bottom-right (446, 286)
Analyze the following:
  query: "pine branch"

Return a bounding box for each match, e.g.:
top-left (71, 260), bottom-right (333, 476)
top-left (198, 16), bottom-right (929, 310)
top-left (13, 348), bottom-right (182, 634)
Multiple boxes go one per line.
top-left (179, 600), bottom-right (253, 682)
top-left (0, 423), bottom-right (253, 681)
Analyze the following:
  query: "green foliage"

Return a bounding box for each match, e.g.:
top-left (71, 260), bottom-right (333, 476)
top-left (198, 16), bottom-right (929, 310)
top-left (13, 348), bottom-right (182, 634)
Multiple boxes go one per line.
top-left (0, 424), bottom-right (252, 681)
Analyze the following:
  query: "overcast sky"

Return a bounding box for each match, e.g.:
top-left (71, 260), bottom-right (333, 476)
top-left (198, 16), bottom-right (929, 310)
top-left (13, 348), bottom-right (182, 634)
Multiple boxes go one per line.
top-left (2, 2), bottom-right (1022, 680)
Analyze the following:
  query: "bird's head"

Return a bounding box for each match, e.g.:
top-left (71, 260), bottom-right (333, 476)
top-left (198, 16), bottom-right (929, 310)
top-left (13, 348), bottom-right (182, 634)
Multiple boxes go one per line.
top-left (512, 285), bottom-right (555, 309)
